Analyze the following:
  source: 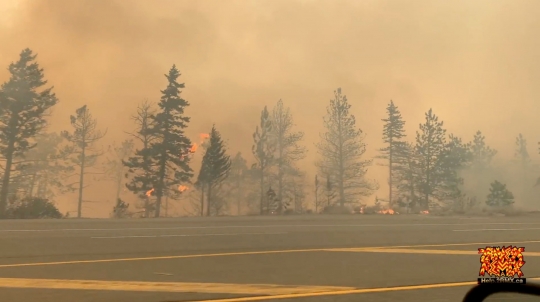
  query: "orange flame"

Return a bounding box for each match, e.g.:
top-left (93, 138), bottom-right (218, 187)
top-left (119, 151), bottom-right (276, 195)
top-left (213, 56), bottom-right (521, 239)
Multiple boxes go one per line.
top-left (190, 143), bottom-right (198, 153)
top-left (420, 210), bottom-right (429, 214)
top-left (145, 188), bottom-right (154, 197)
top-left (178, 185), bottom-right (188, 192)
top-left (377, 209), bottom-right (397, 215)
top-left (200, 133), bottom-right (210, 140)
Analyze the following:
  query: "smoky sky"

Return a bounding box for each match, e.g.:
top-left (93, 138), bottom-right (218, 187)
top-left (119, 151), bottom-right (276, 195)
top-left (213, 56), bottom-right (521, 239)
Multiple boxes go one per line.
top-left (1, 0), bottom-right (539, 216)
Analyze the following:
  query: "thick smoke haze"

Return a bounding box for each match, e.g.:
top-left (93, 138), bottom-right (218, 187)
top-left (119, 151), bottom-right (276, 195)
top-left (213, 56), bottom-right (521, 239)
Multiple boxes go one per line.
top-left (1, 0), bottom-right (539, 216)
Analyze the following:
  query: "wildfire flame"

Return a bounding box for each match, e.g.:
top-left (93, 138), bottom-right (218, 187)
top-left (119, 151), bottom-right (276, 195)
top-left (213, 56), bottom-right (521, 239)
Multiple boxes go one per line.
top-left (145, 188), bottom-right (154, 197)
top-left (178, 185), bottom-right (188, 192)
top-left (378, 209), bottom-right (397, 215)
top-left (420, 210), bottom-right (429, 214)
top-left (180, 133), bottom-right (210, 160)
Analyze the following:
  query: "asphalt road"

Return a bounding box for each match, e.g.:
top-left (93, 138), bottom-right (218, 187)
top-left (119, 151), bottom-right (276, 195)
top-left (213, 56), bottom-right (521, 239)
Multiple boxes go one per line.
top-left (1, 214), bottom-right (540, 302)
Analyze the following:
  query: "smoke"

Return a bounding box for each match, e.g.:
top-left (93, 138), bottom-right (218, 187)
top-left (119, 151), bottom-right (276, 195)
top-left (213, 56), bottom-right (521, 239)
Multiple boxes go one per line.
top-left (1, 0), bottom-right (539, 216)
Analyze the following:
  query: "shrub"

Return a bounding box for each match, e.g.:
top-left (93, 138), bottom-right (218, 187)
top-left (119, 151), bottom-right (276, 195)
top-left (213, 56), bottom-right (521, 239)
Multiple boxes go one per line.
top-left (486, 180), bottom-right (514, 207)
top-left (7, 197), bottom-right (63, 219)
top-left (112, 198), bottom-right (131, 218)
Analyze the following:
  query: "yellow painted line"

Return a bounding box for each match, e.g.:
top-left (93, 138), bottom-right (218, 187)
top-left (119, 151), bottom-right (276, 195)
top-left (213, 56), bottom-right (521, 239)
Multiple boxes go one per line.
top-left (2, 240), bottom-right (540, 269)
top-left (328, 248), bottom-right (479, 255)
top-left (0, 278), bottom-right (355, 295)
top-left (185, 278), bottom-right (540, 302)
top-left (0, 249), bottom-right (326, 268)
top-left (328, 248), bottom-right (540, 256)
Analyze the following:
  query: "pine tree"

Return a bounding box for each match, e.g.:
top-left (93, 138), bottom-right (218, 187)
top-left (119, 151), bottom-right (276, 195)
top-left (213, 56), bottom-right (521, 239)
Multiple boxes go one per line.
top-left (199, 125), bottom-right (231, 216)
top-left (270, 99), bottom-right (306, 213)
top-left (252, 106), bottom-right (274, 214)
top-left (378, 100), bottom-right (407, 207)
top-left (515, 133), bottom-right (530, 168)
top-left (62, 105), bottom-right (107, 218)
top-left (394, 142), bottom-right (421, 210)
top-left (16, 132), bottom-right (73, 199)
top-left (228, 152), bottom-right (248, 215)
top-left (414, 108), bottom-right (447, 210)
top-left (486, 180), bottom-right (514, 207)
top-left (438, 134), bottom-right (471, 203)
top-left (103, 139), bottom-right (134, 203)
top-left (469, 131), bottom-right (497, 171)
top-left (123, 100), bottom-right (159, 218)
top-left (145, 65), bottom-right (193, 218)
top-left (0, 49), bottom-right (58, 217)
top-left (315, 88), bottom-right (376, 207)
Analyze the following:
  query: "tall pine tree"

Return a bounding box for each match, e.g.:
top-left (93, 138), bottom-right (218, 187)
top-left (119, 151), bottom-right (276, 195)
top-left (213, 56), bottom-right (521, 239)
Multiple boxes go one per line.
top-left (415, 108), bottom-right (447, 210)
top-left (270, 99), bottom-right (306, 213)
top-left (0, 49), bottom-right (58, 216)
top-left (123, 100), bottom-right (159, 218)
top-left (378, 100), bottom-right (407, 207)
top-left (198, 125), bottom-right (231, 216)
top-left (62, 105), bottom-right (107, 218)
top-left (145, 65), bottom-right (193, 218)
top-left (469, 131), bottom-right (497, 171)
top-left (316, 88), bottom-right (376, 207)
top-left (252, 106), bottom-right (274, 214)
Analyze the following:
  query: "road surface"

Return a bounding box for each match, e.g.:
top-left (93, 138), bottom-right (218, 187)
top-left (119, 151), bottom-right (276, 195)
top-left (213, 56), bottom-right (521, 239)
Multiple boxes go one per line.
top-left (0, 214), bottom-right (539, 302)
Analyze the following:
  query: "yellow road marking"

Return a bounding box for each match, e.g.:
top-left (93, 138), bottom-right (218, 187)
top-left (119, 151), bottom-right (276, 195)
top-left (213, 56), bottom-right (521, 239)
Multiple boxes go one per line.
top-left (0, 278), bottom-right (355, 295)
top-left (328, 248), bottom-right (540, 256)
top-left (185, 278), bottom-right (540, 302)
top-left (1, 240), bottom-right (540, 269)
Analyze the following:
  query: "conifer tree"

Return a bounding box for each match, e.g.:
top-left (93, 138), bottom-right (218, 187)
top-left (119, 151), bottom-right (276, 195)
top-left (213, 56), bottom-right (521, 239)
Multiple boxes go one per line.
top-left (515, 133), bottom-right (530, 168)
top-left (378, 100), bottom-right (407, 207)
top-left (252, 106), bottom-right (274, 214)
top-left (199, 125), bottom-right (231, 216)
top-left (123, 100), bottom-right (159, 218)
top-left (486, 180), bottom-right (514, 207)
top-left (228, 152), bottom-right (248, 215)
top-left (415, 108), bottom-right (447, 210)
top-left (145, 65), bottom-right (193, 218)
top-left (316, 88), bottom-right (376, 207)
top-left (469, 131), bottom-right (497, 171)
top-left (270, 99), bottom-right (306, 213)
top-left (62, 105), bottom-right (107, 218)
top-left (0, 49), bottom-right (58, 216)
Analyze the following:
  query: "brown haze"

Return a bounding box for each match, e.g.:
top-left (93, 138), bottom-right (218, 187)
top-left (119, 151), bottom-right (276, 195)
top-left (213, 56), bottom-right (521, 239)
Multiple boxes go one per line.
top-left (1, 0), bottom-right (539, 217)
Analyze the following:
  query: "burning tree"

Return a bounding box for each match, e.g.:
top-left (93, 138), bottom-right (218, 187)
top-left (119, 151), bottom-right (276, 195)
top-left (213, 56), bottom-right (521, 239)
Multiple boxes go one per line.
top-left (0, 49), bottom-right (58, 217)
top-left (144, 65), bottom-right (193, 218)
top-left (315, 88), bottom-right (376, 208)
top-left (62, 105), bottom-right (107, 218)
top-left (123, 100), bottom-right (158, 218)
top-left (197, 125), bottom-right (231, 216)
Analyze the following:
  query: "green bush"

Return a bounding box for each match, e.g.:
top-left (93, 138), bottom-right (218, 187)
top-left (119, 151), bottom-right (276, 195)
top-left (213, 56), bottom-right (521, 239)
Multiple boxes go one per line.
top-left (486, 180), bottom-right (514, 207)
top-left (7, 197), bottom-right (63, 219)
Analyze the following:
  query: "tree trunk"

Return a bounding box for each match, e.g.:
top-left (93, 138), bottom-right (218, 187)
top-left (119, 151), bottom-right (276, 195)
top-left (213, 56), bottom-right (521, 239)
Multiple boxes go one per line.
top-left (200, 184), bottom-right (205, 217)
top-left (28, 172), bottom-right (38, 198)
top-left (77, 147), bottom-right (86, 218)
top-left (0, 141), bottom-right (15, 217)
top-left (389, 142), bottom-right (393, 207)
top-left (259, 168), bottom-right (264, 215)
top-left (237, 177), bottom-right (242, 215)
top-left (206, 184), bottom-right (212, 217)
